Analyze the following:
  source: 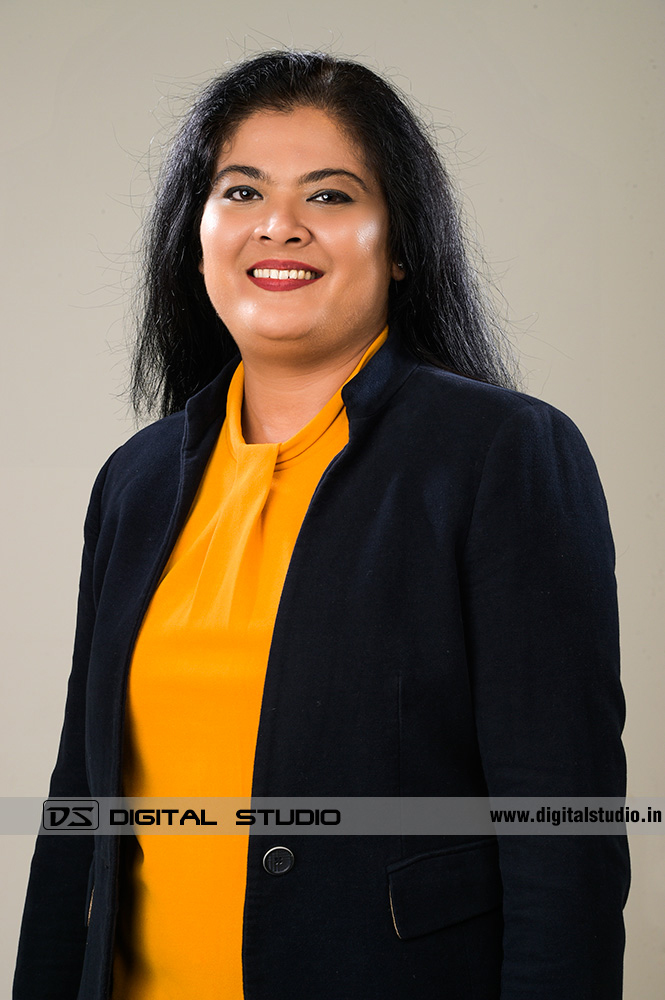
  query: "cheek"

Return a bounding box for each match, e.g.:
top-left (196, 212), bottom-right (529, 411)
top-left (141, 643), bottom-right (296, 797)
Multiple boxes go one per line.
top-left (199, 204), bottom-right (244, 274)
top-left (199, 206), bottom-right (223, 263)
top-left (340, 216), bottom-right (392, 275)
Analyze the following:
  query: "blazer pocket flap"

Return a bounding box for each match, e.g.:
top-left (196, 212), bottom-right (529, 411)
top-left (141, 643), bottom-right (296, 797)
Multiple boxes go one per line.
top-left (387, 838), bottom-right (502, 940)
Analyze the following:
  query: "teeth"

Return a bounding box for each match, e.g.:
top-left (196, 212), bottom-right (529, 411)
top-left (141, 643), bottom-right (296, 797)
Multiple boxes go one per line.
top-left (251, 268), bottom-right (318, 280)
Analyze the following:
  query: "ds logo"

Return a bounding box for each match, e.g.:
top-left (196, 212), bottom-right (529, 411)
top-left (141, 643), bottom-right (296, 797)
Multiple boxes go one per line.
top-left (42, 800), bottom-right (99, 831)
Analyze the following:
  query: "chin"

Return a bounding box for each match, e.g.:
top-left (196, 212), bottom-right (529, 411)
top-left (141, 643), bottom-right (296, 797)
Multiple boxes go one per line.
top-left (256, 328), bottom-right (328, 352)
top-left (236, 318), bottom-right (332, 348)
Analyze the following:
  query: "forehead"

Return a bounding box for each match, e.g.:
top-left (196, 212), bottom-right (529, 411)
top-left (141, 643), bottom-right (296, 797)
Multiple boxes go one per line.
top-left (215, 106), bottom-right (374, 179)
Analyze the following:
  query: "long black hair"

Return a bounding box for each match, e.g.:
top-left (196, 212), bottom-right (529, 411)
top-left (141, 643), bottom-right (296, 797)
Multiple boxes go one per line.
top-left (131, 50), bottom-right (518, 418)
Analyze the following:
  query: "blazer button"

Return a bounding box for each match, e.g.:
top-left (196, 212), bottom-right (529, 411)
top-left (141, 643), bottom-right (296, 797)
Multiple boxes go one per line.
top-left (262, 846), bottom-right (295, 875)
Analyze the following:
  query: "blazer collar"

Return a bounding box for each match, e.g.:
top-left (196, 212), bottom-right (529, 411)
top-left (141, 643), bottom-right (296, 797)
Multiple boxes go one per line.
top-left (181, 322), bottom-right (420, 456)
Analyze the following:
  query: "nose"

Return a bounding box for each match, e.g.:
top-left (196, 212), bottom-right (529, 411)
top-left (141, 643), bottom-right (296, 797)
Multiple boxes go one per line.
top-left (255, 198), bottom-right (312, 245)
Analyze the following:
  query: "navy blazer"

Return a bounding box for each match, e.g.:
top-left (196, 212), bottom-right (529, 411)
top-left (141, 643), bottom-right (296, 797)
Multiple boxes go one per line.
top-left (14, 327), bottom-right (629, 999)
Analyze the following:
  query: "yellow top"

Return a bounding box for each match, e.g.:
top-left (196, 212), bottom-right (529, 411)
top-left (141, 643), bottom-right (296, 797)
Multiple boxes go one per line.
top-left (112, 327), bottom-right (388, 999)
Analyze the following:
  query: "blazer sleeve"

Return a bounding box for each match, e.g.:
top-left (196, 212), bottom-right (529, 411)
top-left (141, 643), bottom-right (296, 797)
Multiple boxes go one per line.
top-left (13, 454), bottom-right (114, 999)
top-left (460, 400), bottom-right (630, 1000)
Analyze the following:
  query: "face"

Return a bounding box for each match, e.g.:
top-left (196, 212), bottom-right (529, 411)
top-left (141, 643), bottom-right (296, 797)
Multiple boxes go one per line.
top-left (198, 106), bottom-right (403, 365)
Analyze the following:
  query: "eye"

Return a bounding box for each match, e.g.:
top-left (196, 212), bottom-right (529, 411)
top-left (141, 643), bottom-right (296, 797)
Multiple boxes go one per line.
top-left (309, 190), bottom-right (352, 205)
top-left (224, 185), bottom-right (261, 201)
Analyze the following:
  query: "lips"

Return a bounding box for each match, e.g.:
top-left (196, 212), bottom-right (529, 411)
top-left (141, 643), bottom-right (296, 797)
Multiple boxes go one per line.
top-left (247, 258), bottom-right (324, 292)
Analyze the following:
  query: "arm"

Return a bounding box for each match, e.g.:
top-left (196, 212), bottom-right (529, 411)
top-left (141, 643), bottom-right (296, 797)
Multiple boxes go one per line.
top-left (13, 455), bottom-right (114, 999)
top-left (461, 401), bottom-right (630, 999)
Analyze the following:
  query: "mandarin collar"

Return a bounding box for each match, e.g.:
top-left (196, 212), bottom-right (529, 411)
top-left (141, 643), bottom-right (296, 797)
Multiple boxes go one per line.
top-left (182, 323), bottom-right (418, 458)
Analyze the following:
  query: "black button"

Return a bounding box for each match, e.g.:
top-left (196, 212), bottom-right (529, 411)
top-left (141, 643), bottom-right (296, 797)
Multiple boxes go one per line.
top-left (263, 846), bottom-right (295, 875)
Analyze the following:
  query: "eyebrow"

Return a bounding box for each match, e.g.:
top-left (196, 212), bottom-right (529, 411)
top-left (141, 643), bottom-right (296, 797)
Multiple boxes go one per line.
top-left (211, 164), bottom-right (370, 193)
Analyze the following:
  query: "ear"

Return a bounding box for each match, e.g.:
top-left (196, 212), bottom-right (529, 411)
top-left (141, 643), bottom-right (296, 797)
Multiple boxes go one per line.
top-left (198, 257), bottom-right (205, 275)
top-left (391, 260), bottom-right (405, 281)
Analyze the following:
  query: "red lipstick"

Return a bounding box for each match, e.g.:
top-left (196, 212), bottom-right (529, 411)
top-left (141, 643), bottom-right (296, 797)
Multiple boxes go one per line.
top-left (247, 258), bottom-right (323, 292)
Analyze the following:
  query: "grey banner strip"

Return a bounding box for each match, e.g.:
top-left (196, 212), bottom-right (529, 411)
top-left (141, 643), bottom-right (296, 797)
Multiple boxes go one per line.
top-left (1, 797), bottom-right (662, 835)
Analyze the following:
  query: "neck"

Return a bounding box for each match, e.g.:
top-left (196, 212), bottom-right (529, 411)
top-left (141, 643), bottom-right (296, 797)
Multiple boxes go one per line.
top-left (240, 336), bottom-right (377, 444)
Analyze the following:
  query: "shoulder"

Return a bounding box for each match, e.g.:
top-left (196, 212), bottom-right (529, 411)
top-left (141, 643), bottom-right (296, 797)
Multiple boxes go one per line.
top-left (406, 362), bottom-right (571, 425)
top-left (395, 363), bottom-right (592, 463)
top-left (415, 369), bottom-right (610, 529)
top-left (107, 409), bottom-right (186, 485)
top-left (85, 410), bottom-right (188, 527)
top-left (94, 355), bottom-right (237, 507)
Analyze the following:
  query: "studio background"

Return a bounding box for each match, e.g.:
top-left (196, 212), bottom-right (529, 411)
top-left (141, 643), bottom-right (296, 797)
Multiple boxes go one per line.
top-left (1, 0), bottom-right (663, 995)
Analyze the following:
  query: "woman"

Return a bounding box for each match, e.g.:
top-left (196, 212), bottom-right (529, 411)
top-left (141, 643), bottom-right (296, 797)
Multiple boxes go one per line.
top-left (14, 51), bottom-right (629, 999)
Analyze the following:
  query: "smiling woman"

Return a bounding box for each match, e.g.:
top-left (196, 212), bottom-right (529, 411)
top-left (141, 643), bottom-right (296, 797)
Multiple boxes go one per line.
top-left (198, 106), bottom-right (403, 442)
top-left (14, 51), bottom-right (629, 1000)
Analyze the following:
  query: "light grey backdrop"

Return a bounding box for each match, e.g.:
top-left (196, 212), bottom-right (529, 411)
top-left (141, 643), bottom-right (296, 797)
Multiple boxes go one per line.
top-left (2, 0), bottom-right (663, 994)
